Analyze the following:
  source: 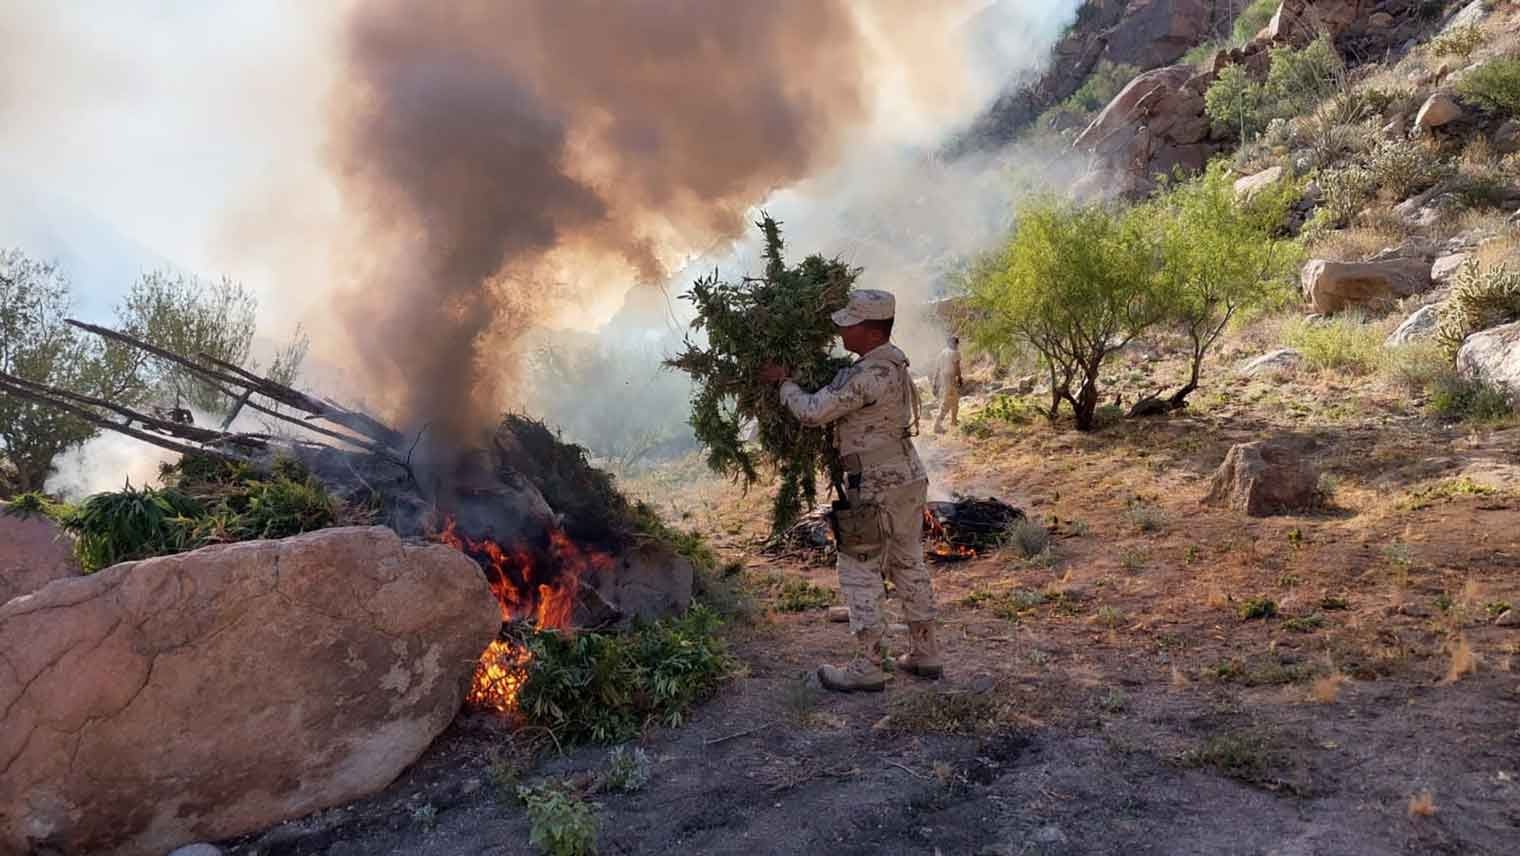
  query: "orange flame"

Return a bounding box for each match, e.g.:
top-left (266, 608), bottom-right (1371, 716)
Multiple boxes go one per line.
top-left (434, 516), bottom-right (613, 712)
top-left (923, 508), bottom-right (976, 560)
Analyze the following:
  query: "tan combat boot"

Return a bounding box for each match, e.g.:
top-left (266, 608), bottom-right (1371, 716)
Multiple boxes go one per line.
top-left (895, 621), bottom-right (943, 679)
top-left (818, 627), bottom-right (889, 693)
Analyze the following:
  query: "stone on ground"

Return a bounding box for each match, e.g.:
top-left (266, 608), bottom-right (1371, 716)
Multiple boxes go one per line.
top-left (1457, 321), bottom-right (1520, 403)
top-left (0, 503), bottom-right (81, 606)
top-left (0, 526), bottom-right (499, 856)
top-left (1385, 305), bottom-right (1443, 347)
top-left (1234, 166), bottom-right (1283, 201)
top-left (1203, 441), bottom-right (1320, 516)
top-left (1415, 93), bottom-right (1462, 130)
top-left (1238, 349), bottom-right (1302, 376)
top-left (1431, 253), bottom-right (1471, 284)
top-left (1301, 258), bottom-right (1433, 314)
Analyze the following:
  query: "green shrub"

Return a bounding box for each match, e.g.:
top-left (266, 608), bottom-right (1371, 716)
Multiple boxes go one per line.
top-left (518, 782), bottom-right (599, 856)
top-left (1232, 0), bottom-right (1279, 43)
top-left (1265, 37), bottom-right (1344, 117)
top-left (1, 491), bottom-right (65, 520)
top-left (1380, 340), bottom-right (1452, 395)
top-left (1064, 60), bottom-right (1140, 113)
top-left (1238, 597), bottom-right (1279, 620)
top-left (1457, 58), bottom-right (1520, 117)
top-left (1206, 64), bottom-right (1267, 137)
top-left (1367, 138), bottom-right (1450, 199)
top-left (238, 476), bottom-right (336, 539)
top-left (517, 606), bottom-right (734, 744)
top-left (1436, 260), bottom-right (1520, 357)
top-left (1315, 164), bottom-right (1376, 225)
top-left (1282, 315), bottom-right (1382, 374)
top-left (1430, 24), bottom-right (1486, 60)
top-left (769, 576), bottom-right (835, 612)
top-left (1007, 518), bottom-right (1050, 558)
top-left (960, 394), bottom-right (1039, 438)
top-left (63, 484), bottom-right (203, 571)
top-left (1427, 373), bottom-right (1514, 421)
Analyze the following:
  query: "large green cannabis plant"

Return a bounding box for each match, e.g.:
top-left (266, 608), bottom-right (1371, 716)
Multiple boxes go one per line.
top-left (667, 215), bottom-right (856, 531)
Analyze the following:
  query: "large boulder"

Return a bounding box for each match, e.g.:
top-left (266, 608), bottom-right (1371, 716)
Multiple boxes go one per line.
top-left (0, 526), bottom-right (499, 856)
top-left (1238, 348), bottom-right (1303, 376)
top-left (1234, 166), bottom-right (1284, 201)
top-left (1203, 440), bottom-right (1321, 516)
top-left (1431, 253), bottom-right (1472, 284)
top-left (1073, 64), bottom-right (1221, 196)
top-left (1101, 0), bottom-right (1218, 71)
top-left (0, 504), bottom-right (81, 606)
top-left (1457, 321), bottom-right (1520, 403)
top-left (1301, 258), bottom-right (1434, 314)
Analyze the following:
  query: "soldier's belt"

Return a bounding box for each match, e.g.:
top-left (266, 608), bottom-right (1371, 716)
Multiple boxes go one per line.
top-left (841, 438), bottom-right (914, 473)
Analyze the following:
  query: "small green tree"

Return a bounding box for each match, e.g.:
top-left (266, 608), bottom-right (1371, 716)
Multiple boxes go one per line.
top-left (1205, 64), bottom-right (1266, 138)
top-left (0, 251), bottom-right (135, 493)
top-left (115, 271), bottom-right (258, 411)
top-left (1144, 163), bottom-right (1301, 408)
top-left (965, 198), bottom-right (1166, 431)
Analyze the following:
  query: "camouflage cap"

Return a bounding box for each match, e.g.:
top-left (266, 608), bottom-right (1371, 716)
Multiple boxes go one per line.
top-left (830, 289), bottom-right (895, 327)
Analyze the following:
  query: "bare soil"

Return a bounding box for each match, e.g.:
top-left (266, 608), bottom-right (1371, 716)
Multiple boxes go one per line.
top-left (227, 360), bottom-right (1520, 856)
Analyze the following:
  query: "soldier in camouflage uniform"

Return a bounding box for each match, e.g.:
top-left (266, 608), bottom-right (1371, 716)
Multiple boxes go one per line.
top-left (760, 290), bottom-right (941, 692)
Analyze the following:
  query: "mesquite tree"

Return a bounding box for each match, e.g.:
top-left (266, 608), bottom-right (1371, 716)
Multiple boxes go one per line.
top-left (667, 215), bottom-right (855, 531)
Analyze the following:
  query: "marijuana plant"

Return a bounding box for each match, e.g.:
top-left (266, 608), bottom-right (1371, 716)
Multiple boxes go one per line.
top-left (667, 214), bottom-right (856, 531)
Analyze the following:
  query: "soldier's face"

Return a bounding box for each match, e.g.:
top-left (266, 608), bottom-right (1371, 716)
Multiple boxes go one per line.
top-left (837, 322), bottom-right (876, 355)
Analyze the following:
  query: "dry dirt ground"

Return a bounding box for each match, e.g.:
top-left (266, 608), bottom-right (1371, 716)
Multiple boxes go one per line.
top-left (227, 361), bottom-right (1520, 856)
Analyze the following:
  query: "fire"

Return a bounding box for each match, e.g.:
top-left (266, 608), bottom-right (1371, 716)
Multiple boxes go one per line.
top-left (435, 516), bottom-right (613, 713)
top-left (923, 508), bottom-right (976, 561)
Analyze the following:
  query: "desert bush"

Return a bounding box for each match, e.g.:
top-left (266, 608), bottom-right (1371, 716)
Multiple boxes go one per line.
top-left (1427, 373), bottom-right (1514, 421)
top-left (769, 576), bottom-right (835, 612)
top-left (1436, 260), bottom-right (1520, 357)
top-left (959, 394), bottom-right (1039, 438)
top-left (1232, 0), bottom-right (1279, 44)
top-left (517, 606), bottom-right (734, 744)
top-left (1429, 24), bottom-right (1485, 60)
top-left (1282, 315), bottom-right (1383, 374)
top-left (518, 782), bottom-right (599, 856)
top-left (965, 197), bottom-right (1166, 430)
top-left (1206, 64), bottom-right (1268, 137)
top-left (1, 490), bottom-right (65, 520)
top-left (1457, 58), bottom-right (1520, 117)
top-left (1380, 340), bottom-right (1452, 395)
top-left (1006, 518), bottom-right (1050, 558)
top-left (1316, 164), bottom-right (1377, 225)
top-left (1367, 138), bottom-right (1450, 199)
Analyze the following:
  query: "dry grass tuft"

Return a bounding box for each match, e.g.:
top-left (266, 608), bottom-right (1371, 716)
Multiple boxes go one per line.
top-left (1407, 790), bottom-right (1438, 818)
top-left (1441, 636), bottom-right (1478, 685)
top-left (1310, 671), bottom-right (1348, 704)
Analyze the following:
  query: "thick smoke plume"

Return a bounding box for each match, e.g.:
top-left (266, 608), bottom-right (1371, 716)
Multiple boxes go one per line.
top-left (328, 0), bottom-right (945, 441)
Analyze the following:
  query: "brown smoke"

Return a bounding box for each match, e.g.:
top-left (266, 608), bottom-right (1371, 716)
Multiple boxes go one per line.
top-left (328, 0), bottom-right (903, 440)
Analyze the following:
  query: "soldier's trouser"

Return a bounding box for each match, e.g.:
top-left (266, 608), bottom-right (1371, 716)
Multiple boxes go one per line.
top-left (837, 478), bottom-right (936, 639)
top-left (934, 390), bottom-right (959, 429)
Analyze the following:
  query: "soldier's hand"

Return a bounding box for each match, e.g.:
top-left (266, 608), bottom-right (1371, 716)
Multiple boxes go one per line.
top-left (758, 363), bottom-right (790, 384)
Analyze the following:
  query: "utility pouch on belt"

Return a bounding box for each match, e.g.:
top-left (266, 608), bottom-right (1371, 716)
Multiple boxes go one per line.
top-left (829, 498), bottom-right (884, 562)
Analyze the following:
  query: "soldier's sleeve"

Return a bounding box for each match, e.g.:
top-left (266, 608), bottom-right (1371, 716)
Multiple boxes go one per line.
top-left (779, 366), bottom-right (881, 426)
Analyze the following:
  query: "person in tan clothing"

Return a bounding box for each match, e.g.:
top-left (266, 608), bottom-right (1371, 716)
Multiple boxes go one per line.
top-left (931, 335), bottom-right (962, 433)
top-left (760, 289), bottom-right (941, 692)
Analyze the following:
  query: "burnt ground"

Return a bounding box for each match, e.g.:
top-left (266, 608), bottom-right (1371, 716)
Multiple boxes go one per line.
top-left (227, 360), bottom-right (1520, 856)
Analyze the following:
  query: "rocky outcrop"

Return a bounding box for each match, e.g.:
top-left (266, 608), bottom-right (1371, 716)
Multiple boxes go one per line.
top-left (0, 504), bottom-right (81, 606)
top-left (1385, 304), bottom-right (1443, 347)
top-left (1203, 440), bottom-right (1321, 516)
top-left (952, 0), bottom-right (1231, 154)
top-left (1073, 64), bottom-right (1220, 196)
top-left (1458, 321), bottom-right (1520, 403)
top-left (0, 526), bottom-right (499, 856)
top-left (1301, 258), bottom-right (1434, 314)
top-left (1431, 253), bottom-right (1472, 284)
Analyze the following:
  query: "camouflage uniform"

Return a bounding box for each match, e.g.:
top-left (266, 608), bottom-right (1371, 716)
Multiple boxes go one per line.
top-left (780, 342), bottom-right (937, 680)
top-left (931, 342), bottom-right (962, 433)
